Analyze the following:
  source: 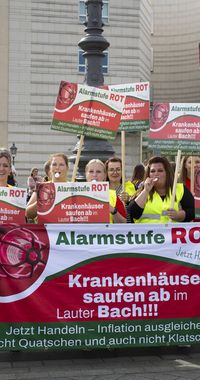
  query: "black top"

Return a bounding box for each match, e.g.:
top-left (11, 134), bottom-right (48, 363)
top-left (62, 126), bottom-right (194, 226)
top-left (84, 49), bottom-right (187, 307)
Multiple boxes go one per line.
top-left (127, 185), bottom-right (195, 223)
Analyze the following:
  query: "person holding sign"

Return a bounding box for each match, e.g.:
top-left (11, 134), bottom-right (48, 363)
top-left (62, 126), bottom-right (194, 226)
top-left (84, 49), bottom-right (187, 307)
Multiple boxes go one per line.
top-left (179, 156), bottom-right (200, 190)
top-left (179, 155), bottom-right (200, 222)
top-left (0, 149), bottom-right (27, 224)
top-left (85, 159), bottom-right (127, 223)
top-left (105, 157), bottom-right (136, 203)
top-left (0, 149), bottom-right (14, 187)
top-left (127, 156), bottom-right (195, 224)
top-left (26, 153), bottom-right (68, 221)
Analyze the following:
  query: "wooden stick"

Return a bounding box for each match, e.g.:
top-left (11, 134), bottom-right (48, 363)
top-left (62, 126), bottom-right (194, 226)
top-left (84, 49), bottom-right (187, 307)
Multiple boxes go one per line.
top-left (140, 131), bottom-right (143, 163)
top-left (121, 131), bottom-right (126, 192)
top-left (190, 156), bottom-right (195, 195)
top-left (170, 149), bottom-right (181, 209)
top-left (71, 135), bottom-right (84, 182)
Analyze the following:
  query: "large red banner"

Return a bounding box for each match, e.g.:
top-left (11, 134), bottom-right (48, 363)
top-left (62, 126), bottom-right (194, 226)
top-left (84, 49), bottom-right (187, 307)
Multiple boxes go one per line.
top-left (0, 223), bottom-right (199, 351)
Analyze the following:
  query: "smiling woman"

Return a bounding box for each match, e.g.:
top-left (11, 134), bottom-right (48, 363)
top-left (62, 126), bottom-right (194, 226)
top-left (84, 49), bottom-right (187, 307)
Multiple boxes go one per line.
top-left (105, 157), bottom-right (136, 206)
top-left (85, 159), bottom-right (106, 182)
top-left (86, 159), bottom-right (127, 223)
top-left (105, 157), bottom-right (122, 191)
top-left (0, 149), bottom-right (13, 187)
top-left (25, 153), bottom-right (68, 221)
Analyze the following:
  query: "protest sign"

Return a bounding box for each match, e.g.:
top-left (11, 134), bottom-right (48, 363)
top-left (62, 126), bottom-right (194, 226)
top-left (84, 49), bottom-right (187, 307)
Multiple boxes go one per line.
top-left (37, 182), bottom-right (110, 224)
top-left (107, 82), bottom-right (150, 131)
top-left (0, 187), bottom-right (26, 224)
top-left (194, 167), bottom-right (200, 218)
top-left (149, 103), bottom-right (200, 154)
top-left (51, 82), bottom-right (125, 141)
top-left (0, 223), bottom-right (200, 351)
top-left (102, 82), bottom-right (150, 189)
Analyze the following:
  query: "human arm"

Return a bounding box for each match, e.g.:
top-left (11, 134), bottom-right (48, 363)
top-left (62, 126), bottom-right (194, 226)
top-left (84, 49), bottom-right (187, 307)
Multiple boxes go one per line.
top-left (167, 186), bottom-right (195, 222)
top-left (127, 199), bottom-right (144, 222)
top-left (127, 177), bottom-right (157, 222)
top-left (133, 177), bottom-right (156, 208)
top-left (110, 195), bottom-right (127, 223)
top-left (119, 191), bottom-right (130, 204)
top-left (119, 181), bottom-right (137, 204)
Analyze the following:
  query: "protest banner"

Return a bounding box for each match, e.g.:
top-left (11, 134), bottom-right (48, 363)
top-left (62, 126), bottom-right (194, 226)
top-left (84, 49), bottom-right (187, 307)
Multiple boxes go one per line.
top-left (191, 157), bottom-right (195, 194)
top-left (37, 182), bottom-right (110, 224)
top-left (149, 103), bottom-right (200, 216)
top-left (0, 223), bottom-right (200, 351)
top-left (51, 82), bottom-right (125, 141)
top-left (106, 82), bottom-right (150, 131)
top-left (194, 167), bottom-right (200, 218)
top-left (188, 158), bottom-right (200, 219)
top-left (0, 187), bottom-right (26, 224)
top-left (103, 82), bottom-right (150, 188)
top-left (149, 103), bottom-right (200, 154)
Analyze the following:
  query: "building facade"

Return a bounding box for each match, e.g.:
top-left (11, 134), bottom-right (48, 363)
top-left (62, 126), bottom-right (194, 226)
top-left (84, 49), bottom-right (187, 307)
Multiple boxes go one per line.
top-left (11, 1), bottom-right (200, 185)
top-left (151, 0), bottom-right (200, 102)
top-left (0, 0), bottom-right (152, 185)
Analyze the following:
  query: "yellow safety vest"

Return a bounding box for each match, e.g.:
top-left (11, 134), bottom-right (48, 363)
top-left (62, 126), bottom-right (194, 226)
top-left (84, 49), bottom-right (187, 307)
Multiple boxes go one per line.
top-left (109, 189), bottom-right (117, 223)
top-left (125, 181), bottom-right (137, 196)
top-left (134, 183), bottom-right (184, 224)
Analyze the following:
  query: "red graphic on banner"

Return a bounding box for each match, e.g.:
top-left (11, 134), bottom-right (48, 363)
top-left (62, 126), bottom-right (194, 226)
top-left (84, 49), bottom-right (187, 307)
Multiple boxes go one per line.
top-left (0, 224), bottom-right (49, 297)
top-left (56, 82), bottom-right (77, 110)
top-left (195, 168), bottom-right (200, 198)
top-left (37, 183), bottom-right (56, 213)
top-left (150, 103), bottom-right (170, 131)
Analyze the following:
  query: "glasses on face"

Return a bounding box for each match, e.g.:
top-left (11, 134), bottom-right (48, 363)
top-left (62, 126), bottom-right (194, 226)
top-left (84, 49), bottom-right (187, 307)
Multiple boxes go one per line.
top-left (108, 168), bottom-right (121, 173)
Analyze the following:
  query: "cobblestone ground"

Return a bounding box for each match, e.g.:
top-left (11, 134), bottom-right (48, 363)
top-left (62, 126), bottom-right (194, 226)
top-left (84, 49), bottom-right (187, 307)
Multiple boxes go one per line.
top-left (0, 347), bottom-right (200, 380)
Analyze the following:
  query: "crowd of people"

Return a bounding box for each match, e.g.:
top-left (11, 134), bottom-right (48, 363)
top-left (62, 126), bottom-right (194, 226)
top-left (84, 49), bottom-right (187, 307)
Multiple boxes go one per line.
top-left (0, 147), bottom-right (199, 224)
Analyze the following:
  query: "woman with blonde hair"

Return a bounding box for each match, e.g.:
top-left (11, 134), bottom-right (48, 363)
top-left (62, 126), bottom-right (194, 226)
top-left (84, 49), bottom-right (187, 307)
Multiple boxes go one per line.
top-left (26, 152), bottom-right (68, 220)
top-left (0, 149), bottom-right (14, 187)
top-left (85, 159), bottom-right (127, 223)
